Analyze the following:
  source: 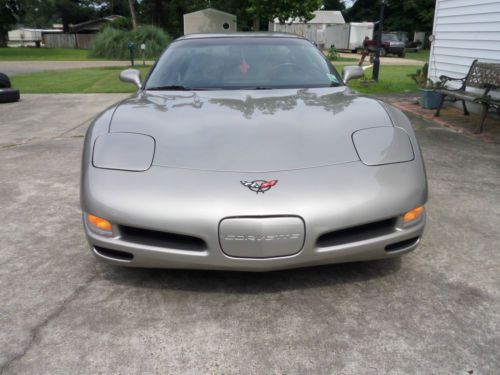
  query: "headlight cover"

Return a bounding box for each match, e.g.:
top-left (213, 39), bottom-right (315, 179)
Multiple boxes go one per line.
top-left (92, 132), bottom-right (155, 171)
top-left (352, 127), bottom-right (414, 166)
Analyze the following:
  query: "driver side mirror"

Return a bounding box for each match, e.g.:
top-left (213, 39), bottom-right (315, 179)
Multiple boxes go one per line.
top-left (342, 66), bottom-right (364, 83)
top-left (120, 69), bottom-right (142, 89)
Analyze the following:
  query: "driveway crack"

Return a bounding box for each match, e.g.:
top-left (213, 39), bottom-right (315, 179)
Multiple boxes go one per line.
top-left (0, 273), bottom-right (98, 374)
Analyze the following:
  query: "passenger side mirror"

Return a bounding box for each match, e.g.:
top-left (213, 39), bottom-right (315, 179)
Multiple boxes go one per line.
top-left (120, 69), bottom-right (142, 89)
top-left (342, 66), bottom-right (364, 83)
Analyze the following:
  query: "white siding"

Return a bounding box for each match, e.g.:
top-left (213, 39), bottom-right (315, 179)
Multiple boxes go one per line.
top-left (428, 0), bottom-right (500, 80)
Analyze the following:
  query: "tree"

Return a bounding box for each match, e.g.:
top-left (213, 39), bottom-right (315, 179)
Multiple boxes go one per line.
top-left (0, 0), bottom-right (23, 46)
top-left (322, 0), bottom-right (345, 11)
top-left (248, 0), bottom-right (323, 25)
top-left (128, 0), bottom-right (136, 29)
top-left (345, 0), bottom-right (435, 33)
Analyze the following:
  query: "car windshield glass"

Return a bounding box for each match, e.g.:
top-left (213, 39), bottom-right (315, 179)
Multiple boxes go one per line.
top-left (382, 34), bottom-right (400, 42)
top-left (145, 37), bottom-right (343, 90)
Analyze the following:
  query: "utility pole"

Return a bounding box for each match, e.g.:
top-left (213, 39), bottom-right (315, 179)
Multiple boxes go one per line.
top-left (129, 0), bottom-right (137, 30)
top-left (372, 0), bottom-right (385, 82)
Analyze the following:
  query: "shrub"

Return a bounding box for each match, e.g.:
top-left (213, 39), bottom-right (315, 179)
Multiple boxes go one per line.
top-left (89, 25), bottom-right (170, 60)
top-left (327, 46), bottom-right (339, 61)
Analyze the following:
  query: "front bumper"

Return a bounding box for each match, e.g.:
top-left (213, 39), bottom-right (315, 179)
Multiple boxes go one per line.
top-left (84, 214), bottom-right (425, 271)
top-left (82, 157), bottom-right (427, 271)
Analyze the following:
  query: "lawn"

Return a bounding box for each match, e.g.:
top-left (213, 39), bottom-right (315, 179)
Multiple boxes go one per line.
top-left (0, 48), bottom-right (98, 61)
top-left (11, 66), bottom-right (151, 93)
top-left (349, 65), bottom-right (423, 94)
top-left (404, 49), bottom-right (430, 62)
top-left (11, 64), bottom-right (422, 94)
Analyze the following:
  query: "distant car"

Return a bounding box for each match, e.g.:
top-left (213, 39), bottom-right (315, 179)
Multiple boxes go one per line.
top-left (367, 33), bottom-right (406, 57)
top-left (81, 33), bottom-right (427, 271)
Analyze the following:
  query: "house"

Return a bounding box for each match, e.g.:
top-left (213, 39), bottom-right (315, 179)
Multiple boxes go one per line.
top-left (183, 8), bottom-right (237, 35)
top-left (428, 0), bottom-right (500, 81)
top-left (43, 15), bottom-right (122, 49)
top-left (269, 11), bottom-right (345, 43)
top-left (69, 15), bottom-right (123, 34)
top-left (427, 0), bottom-right (500, 112)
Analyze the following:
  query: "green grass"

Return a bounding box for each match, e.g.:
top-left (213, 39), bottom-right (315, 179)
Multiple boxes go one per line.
top-left (0, 48), bottom-right (101, 61)
top-left (11, 66), bottom-right (151, 93)
top-left (405, 49), bottom-right (430, 62)
top-left (331, 56), bottom-right (359, 62)
top-left (349, 65), bottom-right (423, 94)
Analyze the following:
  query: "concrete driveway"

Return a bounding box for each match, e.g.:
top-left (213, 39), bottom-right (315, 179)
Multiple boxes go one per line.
top-left (0, 94), bottom-right (499, 374)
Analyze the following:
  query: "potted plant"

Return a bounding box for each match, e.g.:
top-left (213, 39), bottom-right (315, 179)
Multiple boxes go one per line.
top-left (409, 63), bottom-right (443, 109)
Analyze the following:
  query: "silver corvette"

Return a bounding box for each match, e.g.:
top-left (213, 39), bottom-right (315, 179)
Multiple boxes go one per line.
top-left (81, 33), bottom-right (427, 271)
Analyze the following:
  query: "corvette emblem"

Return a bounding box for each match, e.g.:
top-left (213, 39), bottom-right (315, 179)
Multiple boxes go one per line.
top-left (241, 180), bottom-right (278, 194)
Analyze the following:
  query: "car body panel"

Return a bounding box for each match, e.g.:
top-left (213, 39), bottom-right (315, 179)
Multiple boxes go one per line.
top-left (80, 34), bottom-right (428, 271)
top-left (109, 88), bottom-right (393, 172)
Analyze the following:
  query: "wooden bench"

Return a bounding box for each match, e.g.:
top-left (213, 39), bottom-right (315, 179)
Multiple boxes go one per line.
top-left (434, 60), bottom-right (500, 133)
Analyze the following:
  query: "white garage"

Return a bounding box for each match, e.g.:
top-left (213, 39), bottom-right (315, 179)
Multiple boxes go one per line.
top-left (183, 8), bottom-right (237, 35)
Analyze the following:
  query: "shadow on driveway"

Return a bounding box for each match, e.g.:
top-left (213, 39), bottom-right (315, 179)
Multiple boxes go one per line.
top-left (99, 258), bottom-right (401, 294)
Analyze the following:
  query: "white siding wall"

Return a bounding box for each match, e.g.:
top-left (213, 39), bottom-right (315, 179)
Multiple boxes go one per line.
top-left (428, 0), bottom-right (500, 80)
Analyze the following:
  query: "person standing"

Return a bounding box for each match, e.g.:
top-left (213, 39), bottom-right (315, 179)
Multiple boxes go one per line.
top-left (358, 36), bottom-right (370, 66)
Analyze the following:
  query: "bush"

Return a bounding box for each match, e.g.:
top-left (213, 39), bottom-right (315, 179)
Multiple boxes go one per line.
top-left (89, 25), bottom-right (170, 60)
top-left (327, 46), bottom-right (339, 61)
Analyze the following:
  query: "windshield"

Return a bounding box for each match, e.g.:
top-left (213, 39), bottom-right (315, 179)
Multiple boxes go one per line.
top-left (382, 34), bottom-right (400, 42)
top-left (145, 37), bottom-right (343, 90)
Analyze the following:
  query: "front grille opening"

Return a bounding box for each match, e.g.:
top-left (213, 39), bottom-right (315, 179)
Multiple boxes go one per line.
top-left (95, 246), bottom-right (134, 261)
top-left (385, 237), bottom-right (419, 252)
top-left (119, 225), bottom-right (206, 251)
top-left (317, 218), bottom-right (397, 248)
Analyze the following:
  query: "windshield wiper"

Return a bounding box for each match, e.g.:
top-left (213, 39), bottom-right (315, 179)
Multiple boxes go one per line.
top-left (146, 85), bottom-right (191, 91)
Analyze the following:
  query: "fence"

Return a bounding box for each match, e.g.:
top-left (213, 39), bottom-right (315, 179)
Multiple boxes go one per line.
top-left (43, 33), bottom-right (96, 49)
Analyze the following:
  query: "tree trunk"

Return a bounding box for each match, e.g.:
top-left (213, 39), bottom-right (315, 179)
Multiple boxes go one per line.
top-left (252, 17), bottom-right (259, 31)
top-left (129, 0), bottom-right (137, 30)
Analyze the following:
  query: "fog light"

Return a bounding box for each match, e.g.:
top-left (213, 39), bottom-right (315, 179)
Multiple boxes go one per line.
top-left (403, 206), bottom-right (424, 223)
top-left (87, 213), bottom-right (113, 232)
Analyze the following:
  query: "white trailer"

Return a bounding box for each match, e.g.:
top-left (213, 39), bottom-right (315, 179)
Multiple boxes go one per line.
top-left (321, 22), bottom-right (374, 51)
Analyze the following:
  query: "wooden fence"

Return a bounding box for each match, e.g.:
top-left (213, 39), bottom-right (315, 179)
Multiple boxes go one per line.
top-left (43, 33), bottom-right (96, 49)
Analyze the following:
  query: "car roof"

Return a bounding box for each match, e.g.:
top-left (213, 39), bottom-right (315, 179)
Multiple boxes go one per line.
top-left (176, 32), bottom-right (306, 41)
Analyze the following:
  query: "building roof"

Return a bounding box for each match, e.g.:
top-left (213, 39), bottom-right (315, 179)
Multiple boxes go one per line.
top-left (184, 8), bottom-right (236, 18)
top-left (273, 10), bottom-right (345, 25)
top-left (70, 15), bottom-right (122, 33)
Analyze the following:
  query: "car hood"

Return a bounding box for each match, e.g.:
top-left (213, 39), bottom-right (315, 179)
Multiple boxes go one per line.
top-left (110, 87), bottom-right (393, 172)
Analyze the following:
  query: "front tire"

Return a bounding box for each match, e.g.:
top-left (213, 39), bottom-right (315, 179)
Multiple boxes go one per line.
top-left (0, 88), bottom-right (20, 103)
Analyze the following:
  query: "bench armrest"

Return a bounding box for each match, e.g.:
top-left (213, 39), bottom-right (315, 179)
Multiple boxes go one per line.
top-left (438, 75), bottom-right (466, 91)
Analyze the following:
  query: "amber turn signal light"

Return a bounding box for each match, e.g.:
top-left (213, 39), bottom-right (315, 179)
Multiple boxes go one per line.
top-left (403, 206), bottom-right (424, 223)
top-left (87, 214), bottom-right (113, 231)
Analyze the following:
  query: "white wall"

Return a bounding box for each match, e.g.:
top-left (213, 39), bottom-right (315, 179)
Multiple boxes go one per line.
top-left (428, 0), bottom-right (500, 80)
top-left (183, 9), bottom-right (236, 35)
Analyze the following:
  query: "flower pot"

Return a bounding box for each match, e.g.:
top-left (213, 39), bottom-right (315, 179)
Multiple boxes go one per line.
top-left (419, 88), bottom-right (442, 109)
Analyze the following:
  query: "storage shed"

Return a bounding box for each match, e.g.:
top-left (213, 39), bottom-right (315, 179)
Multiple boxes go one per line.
top-left (183, 8), bottom-right (237, 35)
top-left (428, 0), bottom-right (500, 80)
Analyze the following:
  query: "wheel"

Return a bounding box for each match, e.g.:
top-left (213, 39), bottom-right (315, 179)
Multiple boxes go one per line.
top-left (380, 48), bottom-right (387, 57)
top-left (0, 88), bottom-right (20, 103)
top-left (399, 51), bottom-right (406, 58)
top-left (0, 72), bottom-right (11, 88)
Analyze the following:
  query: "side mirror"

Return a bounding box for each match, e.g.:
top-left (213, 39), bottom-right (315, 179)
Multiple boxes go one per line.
top-left (120, 69), bottom-right (142, 89)
top-left (342, 66), bottom-right (364, 83)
